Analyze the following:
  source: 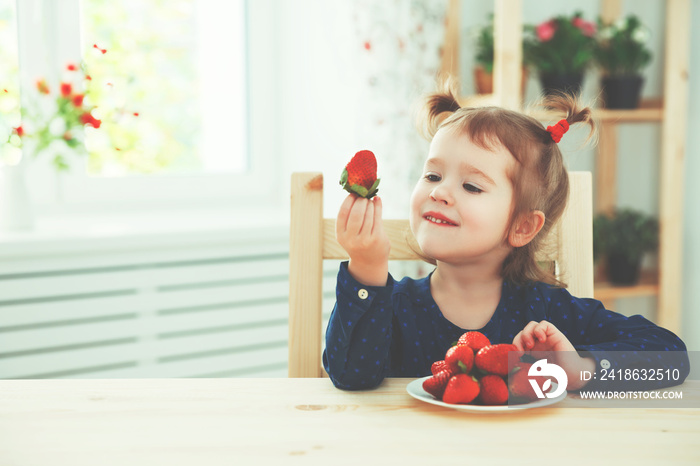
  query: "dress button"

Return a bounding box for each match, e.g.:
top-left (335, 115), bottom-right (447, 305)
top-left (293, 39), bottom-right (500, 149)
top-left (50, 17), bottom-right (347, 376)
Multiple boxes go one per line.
top-left (358, 289), bottom-right (369, 300)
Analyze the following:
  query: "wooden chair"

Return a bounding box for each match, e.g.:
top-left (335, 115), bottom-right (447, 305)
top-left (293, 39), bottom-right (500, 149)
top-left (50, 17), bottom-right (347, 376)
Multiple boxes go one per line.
top-left (288, 171), bottom-right (593, 378)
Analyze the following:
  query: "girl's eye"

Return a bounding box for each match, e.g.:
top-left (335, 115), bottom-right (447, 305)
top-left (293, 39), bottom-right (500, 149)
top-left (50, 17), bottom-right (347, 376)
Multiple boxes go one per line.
top-left (424, 173), bottom-right (441, 182)
top-left (463, 183), bottom-right (483, 194)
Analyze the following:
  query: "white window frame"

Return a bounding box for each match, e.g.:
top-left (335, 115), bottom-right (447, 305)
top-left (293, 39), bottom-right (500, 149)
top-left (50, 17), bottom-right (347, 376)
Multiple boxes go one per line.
top-left (15, 0), bottom-right (282, 215)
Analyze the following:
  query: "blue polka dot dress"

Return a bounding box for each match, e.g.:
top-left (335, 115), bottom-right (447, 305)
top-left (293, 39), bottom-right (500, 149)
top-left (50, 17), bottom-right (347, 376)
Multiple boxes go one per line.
top-left (322, 262), bottom-right (689, 391)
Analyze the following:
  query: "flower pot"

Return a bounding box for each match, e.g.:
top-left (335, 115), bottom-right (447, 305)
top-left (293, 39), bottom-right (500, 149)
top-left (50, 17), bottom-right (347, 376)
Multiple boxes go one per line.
top-left (606, 253), bottom-right (642, 286)
top-left (474, 66), bottom-right (493, 94)
top-left (601, 75), bottom-right (644, 109)
top-left (474, 66), bottom-right (529, 96)
top-left (539, 73), bottom-right (584, 97)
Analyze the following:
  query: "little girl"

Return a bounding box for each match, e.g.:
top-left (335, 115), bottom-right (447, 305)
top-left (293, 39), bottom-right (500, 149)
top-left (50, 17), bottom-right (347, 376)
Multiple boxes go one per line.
top-left (323, 83), bottom-right (689, 392)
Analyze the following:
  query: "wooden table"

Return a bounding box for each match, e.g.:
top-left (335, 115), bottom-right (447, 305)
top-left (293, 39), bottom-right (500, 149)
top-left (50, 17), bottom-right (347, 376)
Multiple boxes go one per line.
top-left (1, 378), bottom-right (699, 465)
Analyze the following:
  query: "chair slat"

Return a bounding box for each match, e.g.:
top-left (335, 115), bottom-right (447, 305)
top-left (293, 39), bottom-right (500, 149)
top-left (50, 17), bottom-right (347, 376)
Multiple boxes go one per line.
top-left (322, 219), bottom-right (421, 261)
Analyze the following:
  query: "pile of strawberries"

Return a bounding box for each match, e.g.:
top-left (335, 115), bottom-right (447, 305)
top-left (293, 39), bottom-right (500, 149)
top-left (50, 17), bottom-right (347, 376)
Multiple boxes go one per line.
top-left (423, 331), bottom-right (541, 405)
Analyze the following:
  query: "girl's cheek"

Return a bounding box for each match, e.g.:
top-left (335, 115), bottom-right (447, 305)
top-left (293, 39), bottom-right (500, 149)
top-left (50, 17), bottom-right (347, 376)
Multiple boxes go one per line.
top-left (408, 184), bottom-right (424, 230)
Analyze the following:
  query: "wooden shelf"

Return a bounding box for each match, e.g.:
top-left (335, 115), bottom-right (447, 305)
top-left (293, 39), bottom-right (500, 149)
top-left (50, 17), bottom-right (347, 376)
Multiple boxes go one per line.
top-left (446, 0), bottom-right (690, 332)
top-left (594, 108), bottom-right (664, 122)
top-left (594, 269), bottom-right (659, 301)
top-left (459, 94), bottom-right (663, 122)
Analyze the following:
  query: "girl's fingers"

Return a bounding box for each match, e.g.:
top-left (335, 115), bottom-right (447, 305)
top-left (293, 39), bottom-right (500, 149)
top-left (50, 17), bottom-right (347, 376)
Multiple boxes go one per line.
top-left (534, 324), bottom-right (547, 343)
top-left (536, 320), bottom-right (557, 342)
top-left (346, 197), bottom-right (368, 234)
top-left (512, 331), bottom-right (525, 351)
top-left (521, 321), bottom-right (539, 349)
top-left (372, 197), bottom-right (383, 235)
top-left (336, 194), bottom-right (356, 235)
top-left (361, 197), bottom-right (375, 237)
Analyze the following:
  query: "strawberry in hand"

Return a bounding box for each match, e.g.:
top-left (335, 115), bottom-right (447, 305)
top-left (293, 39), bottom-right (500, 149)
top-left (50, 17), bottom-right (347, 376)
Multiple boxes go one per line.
top-left (508, 362), bottom-right (541, 402)
top-left (340, 150), bottom-right (380, 199)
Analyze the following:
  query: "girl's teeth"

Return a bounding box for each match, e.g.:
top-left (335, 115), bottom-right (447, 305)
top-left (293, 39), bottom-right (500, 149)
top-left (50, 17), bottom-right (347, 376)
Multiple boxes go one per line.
top-left (427, 216), bottom-right (450, 225)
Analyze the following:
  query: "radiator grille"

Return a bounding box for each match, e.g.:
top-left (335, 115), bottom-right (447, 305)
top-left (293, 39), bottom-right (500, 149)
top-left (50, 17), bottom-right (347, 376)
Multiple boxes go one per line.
top-left (0, 240), bottom-right (291, 379)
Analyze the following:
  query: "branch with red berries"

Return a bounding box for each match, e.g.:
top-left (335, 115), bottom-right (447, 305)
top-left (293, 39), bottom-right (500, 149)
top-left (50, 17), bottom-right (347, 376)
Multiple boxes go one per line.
top-left (3, 44), bottom-right (139, 171)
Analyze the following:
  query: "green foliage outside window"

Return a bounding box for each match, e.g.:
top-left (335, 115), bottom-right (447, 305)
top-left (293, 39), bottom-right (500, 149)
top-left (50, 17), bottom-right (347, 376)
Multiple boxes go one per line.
top-left (82, 0), bottom-right (202, 175)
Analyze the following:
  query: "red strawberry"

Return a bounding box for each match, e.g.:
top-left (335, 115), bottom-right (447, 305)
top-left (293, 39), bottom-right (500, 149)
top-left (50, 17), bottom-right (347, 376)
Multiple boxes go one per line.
top-left (431, 360), bottom-right (451, 376)
top-left (422, 370), bottom-right (452, 400)
top-left (508, 363), bottom-right (539, 402)
top-left (478, 375), bottom-right (509, 405)
top-left (475, 343), bottom-right (518, 376)
top-left (457, 331), bottom-right (491, 352)
top-left (444, 344), bottom-right (474, 373)
top-left (508, 362), bottom-right (553, 402)
top-left (442, 374), bottom-right (480, 404)
top-left (339, 150), bottom-right (380, 198)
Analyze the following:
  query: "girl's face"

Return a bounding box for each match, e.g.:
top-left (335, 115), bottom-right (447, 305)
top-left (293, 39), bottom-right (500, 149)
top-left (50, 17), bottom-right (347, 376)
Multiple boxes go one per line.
top-left (409, 127), bottom-right (516, 266)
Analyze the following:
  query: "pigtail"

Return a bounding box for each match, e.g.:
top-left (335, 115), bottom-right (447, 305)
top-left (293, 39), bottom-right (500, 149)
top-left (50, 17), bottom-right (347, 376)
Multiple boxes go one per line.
top-left (417, 76), bottom-right (462, 140)
top-left (541, 92), bottom-right (597, 144)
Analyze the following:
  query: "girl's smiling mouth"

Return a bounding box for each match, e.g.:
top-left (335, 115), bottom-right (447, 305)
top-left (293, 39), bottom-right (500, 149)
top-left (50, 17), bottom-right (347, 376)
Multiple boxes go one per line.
top-left (423, 211), bottom-right (458, 226)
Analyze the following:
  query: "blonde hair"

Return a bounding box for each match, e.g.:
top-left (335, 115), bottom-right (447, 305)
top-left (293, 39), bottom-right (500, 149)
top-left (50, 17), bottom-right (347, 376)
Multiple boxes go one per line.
top-left (416, 80), bottom-right (596, 287)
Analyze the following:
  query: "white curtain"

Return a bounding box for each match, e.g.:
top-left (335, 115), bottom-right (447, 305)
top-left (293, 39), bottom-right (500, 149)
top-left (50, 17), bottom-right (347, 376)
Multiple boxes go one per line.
top-left (352, 0), bottom-right (448, 218)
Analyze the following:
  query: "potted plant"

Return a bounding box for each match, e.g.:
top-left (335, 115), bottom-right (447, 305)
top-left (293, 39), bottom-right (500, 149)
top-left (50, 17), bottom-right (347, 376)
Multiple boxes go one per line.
top-left (593, 208), bottom-right (659, 286)
top-left (594, 15), bottom-right (652, 109)
top-left (472, 15), bottom-right (528, 95)
top-left (523, 12), bottom-right (596, 97)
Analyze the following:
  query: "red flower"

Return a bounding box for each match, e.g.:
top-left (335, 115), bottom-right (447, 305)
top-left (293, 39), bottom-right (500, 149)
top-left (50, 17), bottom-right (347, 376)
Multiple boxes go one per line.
top-left (133, 112), bottom-right (140, 117)
top-left (13, 126), bottom-right (24, 137)
top-left (36, 79), bottom-right (50, 94)
top-left (536, 20), bottom-right (557, 41)
top-left (60, 82), bottom-right (73, 97)
top-left (93, 44), bottom-right (107, 54)
top-left (66, 63), bottom-right (78, 71)
top-left (80, 112), bottom-right (102, 129)
top-left (86, 75), bottom-right (92, 81)
top-left (72, 94), bottom-right (84, 107)
top-left (572, 17), bottom-right (596, 37)
top-left (363, 41), bottom-right (371, 51)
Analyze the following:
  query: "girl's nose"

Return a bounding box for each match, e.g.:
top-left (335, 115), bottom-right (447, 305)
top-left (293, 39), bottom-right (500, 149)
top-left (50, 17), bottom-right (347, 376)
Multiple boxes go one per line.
top-left (430, 184), bottom-right (454, 205)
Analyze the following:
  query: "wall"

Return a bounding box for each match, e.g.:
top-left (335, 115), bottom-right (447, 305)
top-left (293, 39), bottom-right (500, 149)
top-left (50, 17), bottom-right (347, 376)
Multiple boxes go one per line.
top-left (682, 0), bottom-right (700, 350)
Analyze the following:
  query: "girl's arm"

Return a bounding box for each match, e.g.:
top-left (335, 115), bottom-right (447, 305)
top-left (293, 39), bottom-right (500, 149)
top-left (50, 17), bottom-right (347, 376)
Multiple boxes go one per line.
top-left (324, 195), bottom-right (393, 390)
top-left (323, 262), bottom-right (395, 390)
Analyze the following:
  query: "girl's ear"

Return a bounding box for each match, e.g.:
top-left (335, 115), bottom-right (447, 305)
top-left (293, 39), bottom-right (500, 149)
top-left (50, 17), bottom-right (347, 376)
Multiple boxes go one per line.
top-left (509, 210), bottom-right (545, 248)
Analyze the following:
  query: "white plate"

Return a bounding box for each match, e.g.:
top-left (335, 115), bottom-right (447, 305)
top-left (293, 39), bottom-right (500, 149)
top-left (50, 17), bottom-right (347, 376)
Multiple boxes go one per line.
top-left (406, 376), bottom-right (567, 412)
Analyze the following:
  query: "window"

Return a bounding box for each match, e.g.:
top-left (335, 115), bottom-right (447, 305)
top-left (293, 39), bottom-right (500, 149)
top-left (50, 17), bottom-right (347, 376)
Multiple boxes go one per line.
top-left (81, 0), bottom-right (248, 177)
top-left (0, 0), bottom-right (20, 163)
top-left (11, 0), bottom-right (280, 211)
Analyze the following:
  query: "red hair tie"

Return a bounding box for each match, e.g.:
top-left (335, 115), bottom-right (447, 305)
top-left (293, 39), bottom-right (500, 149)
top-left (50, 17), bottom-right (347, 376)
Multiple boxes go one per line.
top-left (546, 119), bottom-right (569, 143)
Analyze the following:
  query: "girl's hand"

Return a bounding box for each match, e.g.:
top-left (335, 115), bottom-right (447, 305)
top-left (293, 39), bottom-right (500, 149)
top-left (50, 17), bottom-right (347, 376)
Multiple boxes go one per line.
top-left (336, 194), bottom-right (390, 286)
top-left (512, 320), bottom-right (595, 390)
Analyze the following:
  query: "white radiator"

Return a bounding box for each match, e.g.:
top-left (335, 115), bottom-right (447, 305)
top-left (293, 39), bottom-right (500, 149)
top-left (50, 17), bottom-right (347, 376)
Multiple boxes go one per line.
top-left (0, 223), bottom-right (309, 379)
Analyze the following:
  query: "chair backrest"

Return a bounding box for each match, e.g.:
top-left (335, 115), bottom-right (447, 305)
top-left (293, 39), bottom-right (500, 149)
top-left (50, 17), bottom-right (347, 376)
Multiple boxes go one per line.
top-left (288, 171), bottom-right (593, 378)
